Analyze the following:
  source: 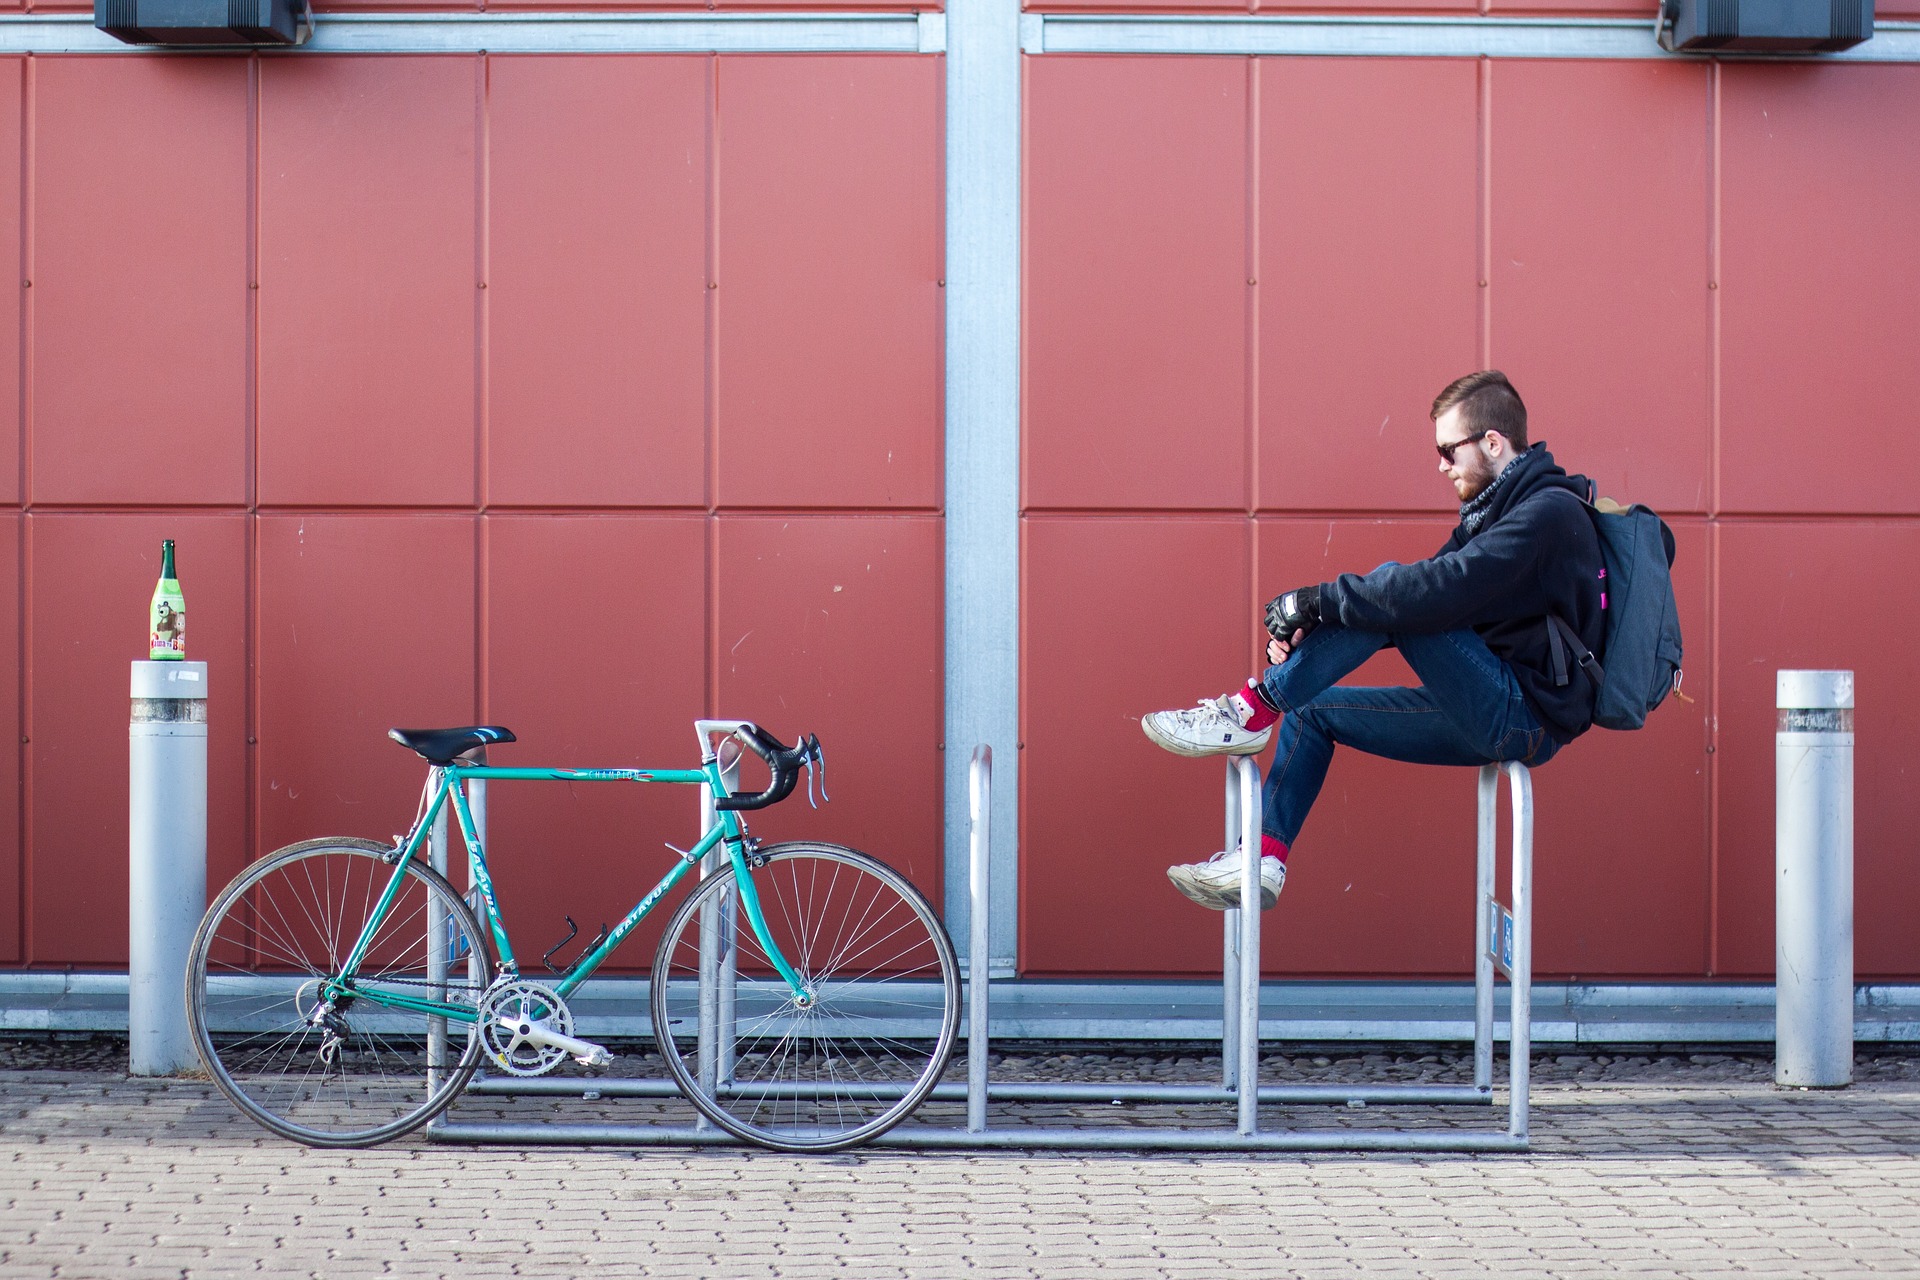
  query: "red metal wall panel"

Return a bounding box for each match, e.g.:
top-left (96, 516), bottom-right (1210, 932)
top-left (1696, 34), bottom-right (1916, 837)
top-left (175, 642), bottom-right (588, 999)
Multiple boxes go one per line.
top-left (713, 56), bottom-right (942, 511)
top-left (1256, 57), bottom-right (1478, 515)
top-left (1529, 519), bottom-right (1710, 976)
top-left (308, 0), bottom-right (481, 12)
top-left (1485, 0), bottom-right (1650, 15)
top-left (1715, 521), bottom-right (1920, 978)
top-left (1720, 64), bottom-right (1920, 516)
top-left (711, 0), bottom-right (940, 9)
top-left (1026, 0), bottom-right (1479, 12)
top-left (713, 515), bottom-right (943, 905)
top-left (481, 514), bottom-right (707, 973)
top-left (487, 0), bottom-right (942, 9)
top-left (0, 517), bottom-right (17, 964)
top-left (27, 515), bottom-right (248, 965)
top-left (254, 515), bottom-right (475, 858)
top-left (1490, 60), bottom-right (1711, 516)
top-left (257, 58), bottom-right (478, 508)
top-left (1254, 518), bottom-right (1480, 977)
top-left (32, 58), bottom-right (250, 508)
top-left (1022, 516), bottom-right (1251, 977)
top-left (1031, 0), bottom-right (1245, 13)
top-left (0, 59), bottom-right (19, 508)
top-left (1025, 57), bottom-right (1247, 513)
top-left (486, 56), bottom-right (708, 509)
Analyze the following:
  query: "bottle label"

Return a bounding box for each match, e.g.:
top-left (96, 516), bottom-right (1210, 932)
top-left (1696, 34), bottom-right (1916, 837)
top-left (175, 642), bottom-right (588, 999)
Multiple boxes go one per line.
top-left (151, 584), bottom-right (185, 660)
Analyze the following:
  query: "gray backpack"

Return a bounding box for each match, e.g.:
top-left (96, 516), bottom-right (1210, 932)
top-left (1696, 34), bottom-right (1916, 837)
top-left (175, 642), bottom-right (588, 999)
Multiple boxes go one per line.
top-left (1546, 495), bottom-right (1684, 732)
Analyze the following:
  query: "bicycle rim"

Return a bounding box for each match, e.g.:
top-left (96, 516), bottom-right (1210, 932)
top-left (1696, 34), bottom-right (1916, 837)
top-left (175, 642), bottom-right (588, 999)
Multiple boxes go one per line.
top-left (186, 838), bottom-right (491, 1148)
top-left (652, 842), bottom-right (960, 1153)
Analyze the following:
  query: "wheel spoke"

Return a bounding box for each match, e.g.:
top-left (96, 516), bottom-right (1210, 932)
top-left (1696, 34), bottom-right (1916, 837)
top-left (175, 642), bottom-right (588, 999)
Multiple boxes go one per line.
top-left (653, 842), bottom-right (958, 1152)
top-left (188, 842), bottom-right (489, 1148)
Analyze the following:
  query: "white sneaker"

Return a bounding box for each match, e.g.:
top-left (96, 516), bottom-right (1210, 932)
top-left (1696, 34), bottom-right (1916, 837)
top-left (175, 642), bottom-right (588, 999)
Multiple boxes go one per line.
top-left (1142, 695), bottom-right (1272, 758)
top-left (1166, 847), bottom-right (1285, 911)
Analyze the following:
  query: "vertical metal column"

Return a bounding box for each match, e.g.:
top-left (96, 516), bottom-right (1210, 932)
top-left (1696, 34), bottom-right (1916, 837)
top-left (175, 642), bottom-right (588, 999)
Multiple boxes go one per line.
top-left (128, 660), bottom-right (209, 1077)
top-left (696, 751), bottom-right (742, 1119)
top-left (428, 767), bottom-right (450, 1096)
top-left (1233, 756), bottom-right (1261, 1137)
top-left (1220, 761), bottom-right (1241, 1090)
top-left (1478, 761), bottom-right (1532, 1144)
top-left (1505, 761), bottom-right (1533, 1142)
top-left (944, 0), bottom-right (1023, 978)
top-left (467, 766), bottom-right (489, 1064)
top-left (717, 752), bottom-right (740, 1086)
top-left (967, 746), bottom-right (992, 1134)
top-left (1776, 669), bottom-right (1855, 1088)
top-left (1473, 766), bottom-right (1496, 1093)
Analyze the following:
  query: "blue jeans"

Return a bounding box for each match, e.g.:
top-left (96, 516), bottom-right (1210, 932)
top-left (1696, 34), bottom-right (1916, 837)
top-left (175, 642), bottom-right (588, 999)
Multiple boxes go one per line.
top-left (1256, 624), bottom-right (1560, 847)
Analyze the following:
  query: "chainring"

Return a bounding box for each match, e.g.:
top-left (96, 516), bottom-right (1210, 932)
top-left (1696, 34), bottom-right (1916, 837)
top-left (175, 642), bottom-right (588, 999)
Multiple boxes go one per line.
top-left (478, 979), bottom-right (574, 1077)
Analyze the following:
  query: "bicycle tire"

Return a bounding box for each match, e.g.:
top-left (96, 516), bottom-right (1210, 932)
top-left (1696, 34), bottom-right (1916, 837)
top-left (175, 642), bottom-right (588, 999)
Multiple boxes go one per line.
top-left (186, 837), bottom-right (493, 1148)
top-left (651, 841), bottom-right (961, 1153)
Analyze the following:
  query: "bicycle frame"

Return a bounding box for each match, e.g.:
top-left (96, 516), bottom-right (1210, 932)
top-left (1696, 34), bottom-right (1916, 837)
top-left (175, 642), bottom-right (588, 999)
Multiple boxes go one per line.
top-left (326, 755), bottom-right (808, 1025)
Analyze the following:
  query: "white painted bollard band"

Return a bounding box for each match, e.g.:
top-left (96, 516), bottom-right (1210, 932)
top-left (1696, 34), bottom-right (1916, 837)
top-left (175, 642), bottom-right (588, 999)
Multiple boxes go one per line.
top-left (129, 660), bottom-right (209, 1077)
top-left (1776, 668), bottom-right (1854, 1089)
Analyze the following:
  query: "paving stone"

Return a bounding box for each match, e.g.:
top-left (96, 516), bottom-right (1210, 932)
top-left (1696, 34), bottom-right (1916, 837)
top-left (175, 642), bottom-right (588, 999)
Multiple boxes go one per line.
top-left (4, 1048), bottom-right (1919, 1278)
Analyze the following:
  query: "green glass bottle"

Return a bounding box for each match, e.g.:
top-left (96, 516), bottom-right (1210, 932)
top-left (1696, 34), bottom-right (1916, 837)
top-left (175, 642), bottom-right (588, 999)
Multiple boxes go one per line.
top-left (149, 539), bottom-right (185, 660)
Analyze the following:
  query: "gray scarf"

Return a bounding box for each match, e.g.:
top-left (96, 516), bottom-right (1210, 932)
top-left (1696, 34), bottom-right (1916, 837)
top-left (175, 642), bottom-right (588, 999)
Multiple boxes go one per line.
top-left (1458, 451), bottom-right (1528, 538)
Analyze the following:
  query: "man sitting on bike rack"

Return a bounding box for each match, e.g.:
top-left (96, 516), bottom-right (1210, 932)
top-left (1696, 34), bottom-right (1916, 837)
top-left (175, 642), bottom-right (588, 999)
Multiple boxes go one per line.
top-left (1142, 371), bottom-right (1606, 911)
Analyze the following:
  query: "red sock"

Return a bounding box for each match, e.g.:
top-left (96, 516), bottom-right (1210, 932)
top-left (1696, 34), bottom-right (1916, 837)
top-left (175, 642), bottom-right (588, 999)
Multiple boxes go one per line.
top-left (1230, 680), bottom-right (1280, 732)
top-left (1261, 833), bottom-right (1290, 865)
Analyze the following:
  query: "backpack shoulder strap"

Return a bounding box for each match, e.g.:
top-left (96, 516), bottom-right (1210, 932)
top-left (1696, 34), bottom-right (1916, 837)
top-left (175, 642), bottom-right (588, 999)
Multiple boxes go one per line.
top-left (1547, 613), bottom-right (1604, 690)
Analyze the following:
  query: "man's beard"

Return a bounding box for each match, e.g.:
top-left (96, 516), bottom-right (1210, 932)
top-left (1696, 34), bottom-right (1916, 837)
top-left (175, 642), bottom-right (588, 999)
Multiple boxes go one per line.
top-left (1457, 459), bottom-right (1497, 501)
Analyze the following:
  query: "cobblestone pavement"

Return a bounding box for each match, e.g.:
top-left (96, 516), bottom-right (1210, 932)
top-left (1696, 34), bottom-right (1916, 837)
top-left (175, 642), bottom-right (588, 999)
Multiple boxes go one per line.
top-left (5, 1038), bottom-right (1919, 1279)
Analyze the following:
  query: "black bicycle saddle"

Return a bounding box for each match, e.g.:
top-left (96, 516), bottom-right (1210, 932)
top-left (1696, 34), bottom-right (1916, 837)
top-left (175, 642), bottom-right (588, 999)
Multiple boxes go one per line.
top-left (387, 725), bottom-right (516, 764)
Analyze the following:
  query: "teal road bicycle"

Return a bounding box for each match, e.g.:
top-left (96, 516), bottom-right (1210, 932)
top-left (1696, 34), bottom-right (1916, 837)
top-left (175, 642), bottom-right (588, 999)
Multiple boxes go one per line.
top-left (185, 719), bottom-right (961, 1153)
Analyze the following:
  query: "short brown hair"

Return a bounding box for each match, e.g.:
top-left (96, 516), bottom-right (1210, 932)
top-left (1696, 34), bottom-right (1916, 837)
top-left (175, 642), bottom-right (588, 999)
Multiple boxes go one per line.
top-left (1431, 370), bottom-right (1528, 452)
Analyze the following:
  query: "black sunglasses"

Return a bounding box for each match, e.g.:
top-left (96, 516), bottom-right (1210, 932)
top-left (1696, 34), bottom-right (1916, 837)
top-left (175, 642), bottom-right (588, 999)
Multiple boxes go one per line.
top-left (1436, 430), bottom-right (1492, 465)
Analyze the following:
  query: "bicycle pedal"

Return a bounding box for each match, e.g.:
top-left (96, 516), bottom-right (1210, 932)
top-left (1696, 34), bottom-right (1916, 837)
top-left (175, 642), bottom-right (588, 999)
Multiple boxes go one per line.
top-left (572, 1046), bottom-right (614, 1069)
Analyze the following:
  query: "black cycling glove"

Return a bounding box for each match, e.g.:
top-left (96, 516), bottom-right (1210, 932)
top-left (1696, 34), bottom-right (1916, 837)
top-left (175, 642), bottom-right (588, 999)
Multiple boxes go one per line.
top-left (1264, 585), bottom-right (1323, 646)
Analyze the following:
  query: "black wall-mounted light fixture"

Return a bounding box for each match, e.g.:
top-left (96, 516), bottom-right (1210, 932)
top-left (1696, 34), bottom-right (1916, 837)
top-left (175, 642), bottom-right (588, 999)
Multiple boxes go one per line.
top-left (95, 0), bottom-right (313, 46)
top-left (1656, 0), bottom-right (1873, 51)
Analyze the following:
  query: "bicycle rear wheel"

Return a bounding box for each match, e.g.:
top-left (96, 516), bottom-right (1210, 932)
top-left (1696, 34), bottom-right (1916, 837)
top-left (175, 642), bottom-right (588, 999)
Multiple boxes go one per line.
top-left (651, 841), bottom-right (960, 1152)
top-left (186, 838), bottom-right (492, 1148)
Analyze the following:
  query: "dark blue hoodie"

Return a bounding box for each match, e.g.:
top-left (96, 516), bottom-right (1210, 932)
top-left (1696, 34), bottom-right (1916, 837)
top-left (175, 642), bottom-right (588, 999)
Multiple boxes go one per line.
top-left (1318, 443), bottom-right (1605, 743)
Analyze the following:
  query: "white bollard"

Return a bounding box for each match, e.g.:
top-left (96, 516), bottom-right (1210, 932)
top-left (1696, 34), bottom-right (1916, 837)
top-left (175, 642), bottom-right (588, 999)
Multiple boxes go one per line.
top-left (1775, 669), bottom-right (1854, 1089)
top-left (128, 660), bottom-right (209, 1076)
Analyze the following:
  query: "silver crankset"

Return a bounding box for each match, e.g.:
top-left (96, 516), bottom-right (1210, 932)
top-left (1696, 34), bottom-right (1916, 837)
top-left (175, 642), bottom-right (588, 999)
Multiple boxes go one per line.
top-left (477, 979), bottom-right (613, 1076)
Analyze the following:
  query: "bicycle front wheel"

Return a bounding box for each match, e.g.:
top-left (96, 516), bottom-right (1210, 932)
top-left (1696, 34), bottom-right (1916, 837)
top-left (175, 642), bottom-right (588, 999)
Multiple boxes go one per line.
top-left (652, 841), bottom-right (960, 1152)
top-left (186, 838), bottom-right (493, 1148)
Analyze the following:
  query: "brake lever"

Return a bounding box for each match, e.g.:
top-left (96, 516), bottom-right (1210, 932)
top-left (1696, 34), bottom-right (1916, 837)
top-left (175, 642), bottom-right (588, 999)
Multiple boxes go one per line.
top-left (805, 735), bottom-right (829, 809)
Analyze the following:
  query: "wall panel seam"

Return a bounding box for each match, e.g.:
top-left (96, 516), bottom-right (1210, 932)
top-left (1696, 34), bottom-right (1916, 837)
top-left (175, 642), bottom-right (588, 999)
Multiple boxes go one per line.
top-left (704, 54), bottom-right (718, 721)
top-left (1477, 54), bottom-right (1490, 369)
top-left (14, 514), bottom-right (24, 964)
top-left (246, 51), bottom-right (261, 872)
top-left (1243, 54), bottom-right (1257, 522)
top-left (475, 53), bottom-right (489, 722)
top-left (1705, 58), bottom-right (1722, 976)
top-left (705, 54), bottom-right (718, 520)
top-left (1244, 55), bottom-right (1259, 672)
top-left (16, 54), bottom-right (27, 964)
top-left (18, 53), bottom-right (28, 514)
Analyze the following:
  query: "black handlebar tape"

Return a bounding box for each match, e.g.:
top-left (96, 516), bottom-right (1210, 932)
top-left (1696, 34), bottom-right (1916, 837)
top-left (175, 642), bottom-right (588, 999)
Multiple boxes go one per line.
top-left (713, 725), bottom-right (810, 811)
